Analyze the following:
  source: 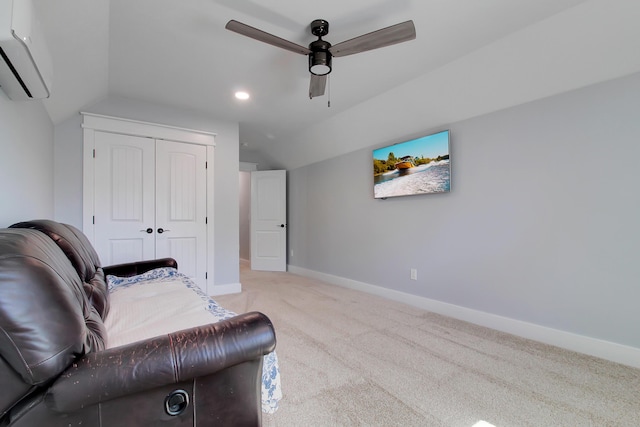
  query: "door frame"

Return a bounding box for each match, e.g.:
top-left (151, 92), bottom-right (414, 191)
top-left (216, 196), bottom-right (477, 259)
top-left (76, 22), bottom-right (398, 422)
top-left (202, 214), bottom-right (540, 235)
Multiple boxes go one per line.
top-left (81, 112), bottom-right (216, 293)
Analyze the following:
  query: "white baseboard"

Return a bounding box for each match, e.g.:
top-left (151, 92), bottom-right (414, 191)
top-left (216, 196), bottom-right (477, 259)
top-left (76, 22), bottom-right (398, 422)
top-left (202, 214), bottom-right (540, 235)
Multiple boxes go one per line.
top-left (288, 265), bottom-right (640, 369)
top-left (210, 282), bottom-right (242, 296)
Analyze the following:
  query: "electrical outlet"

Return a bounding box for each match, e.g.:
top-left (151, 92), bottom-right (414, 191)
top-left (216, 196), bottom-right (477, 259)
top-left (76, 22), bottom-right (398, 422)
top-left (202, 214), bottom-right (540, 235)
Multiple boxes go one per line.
top-left (410, 268), bottom-right (418, 280)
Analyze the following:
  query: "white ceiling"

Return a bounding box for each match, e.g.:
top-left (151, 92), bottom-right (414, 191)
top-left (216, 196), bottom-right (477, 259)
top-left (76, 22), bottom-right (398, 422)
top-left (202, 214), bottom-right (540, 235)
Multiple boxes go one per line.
top-left (37, 0), bottom-right (640, 169)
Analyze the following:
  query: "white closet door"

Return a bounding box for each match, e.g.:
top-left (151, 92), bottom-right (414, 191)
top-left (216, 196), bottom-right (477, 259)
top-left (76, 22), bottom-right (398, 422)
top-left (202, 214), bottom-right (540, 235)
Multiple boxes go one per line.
top-left (94, 131), bottom-right (156, 265)
top-left (155, 140), bottom-right (207, 288)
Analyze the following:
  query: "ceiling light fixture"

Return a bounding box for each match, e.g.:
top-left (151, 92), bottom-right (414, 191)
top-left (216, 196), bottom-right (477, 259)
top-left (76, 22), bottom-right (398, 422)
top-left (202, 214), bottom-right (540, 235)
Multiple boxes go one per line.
top-left (235, 91), bottom-right (250, 100)
top-left (308, 40), bottom-right (332, 76)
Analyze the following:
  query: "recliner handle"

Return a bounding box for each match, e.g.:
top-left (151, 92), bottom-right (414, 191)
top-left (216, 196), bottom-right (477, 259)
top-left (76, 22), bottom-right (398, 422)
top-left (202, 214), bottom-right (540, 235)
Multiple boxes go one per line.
top-left (165, 389), bottom-right (189, 416)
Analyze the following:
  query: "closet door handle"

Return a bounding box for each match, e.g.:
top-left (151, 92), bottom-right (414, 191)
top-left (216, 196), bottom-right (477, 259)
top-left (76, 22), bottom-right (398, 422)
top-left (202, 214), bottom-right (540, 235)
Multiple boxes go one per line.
top-left (140, 228), bottom-right (153, 234)
top-left (157, 228), bottom-right (171, 234)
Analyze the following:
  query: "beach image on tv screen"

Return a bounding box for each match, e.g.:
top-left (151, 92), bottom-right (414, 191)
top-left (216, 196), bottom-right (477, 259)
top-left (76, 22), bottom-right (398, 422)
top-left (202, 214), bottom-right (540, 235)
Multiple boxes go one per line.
top-left (373, 130), bottom-right (450, 198)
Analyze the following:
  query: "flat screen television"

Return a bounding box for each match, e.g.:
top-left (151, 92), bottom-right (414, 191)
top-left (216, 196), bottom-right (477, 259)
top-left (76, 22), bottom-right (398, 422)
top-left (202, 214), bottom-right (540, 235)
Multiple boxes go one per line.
top-left (373, 129), bottom-right (450, 199)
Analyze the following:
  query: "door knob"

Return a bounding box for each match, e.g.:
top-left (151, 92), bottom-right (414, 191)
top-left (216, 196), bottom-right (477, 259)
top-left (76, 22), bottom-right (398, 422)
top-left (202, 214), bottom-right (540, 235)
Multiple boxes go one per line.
top-left (280, 224), bottom-right (286, 228)
top-left (157, 228), bottom-right (171, 234)
top-left (140, 228), bottom-right (153, 234)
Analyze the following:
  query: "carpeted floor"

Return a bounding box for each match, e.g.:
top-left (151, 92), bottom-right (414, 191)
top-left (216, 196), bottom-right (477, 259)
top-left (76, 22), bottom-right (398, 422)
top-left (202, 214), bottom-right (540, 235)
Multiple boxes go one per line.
top-left (214, 262), bottom-right (640, 426)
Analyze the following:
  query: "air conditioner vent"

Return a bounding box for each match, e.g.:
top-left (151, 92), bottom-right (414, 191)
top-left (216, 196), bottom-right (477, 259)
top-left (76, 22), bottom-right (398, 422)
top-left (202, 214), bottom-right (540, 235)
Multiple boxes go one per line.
top-left (0, 0), bottom-right (52, 100)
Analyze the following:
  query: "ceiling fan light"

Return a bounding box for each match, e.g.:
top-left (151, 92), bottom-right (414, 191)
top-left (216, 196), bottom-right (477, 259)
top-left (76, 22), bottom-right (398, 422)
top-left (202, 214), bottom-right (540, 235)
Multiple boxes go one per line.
top-left (309, 51), bottom-right (331, 76)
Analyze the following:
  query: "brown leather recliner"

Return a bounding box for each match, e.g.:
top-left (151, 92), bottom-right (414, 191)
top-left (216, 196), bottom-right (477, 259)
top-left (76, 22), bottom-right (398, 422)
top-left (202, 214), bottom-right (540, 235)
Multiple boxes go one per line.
top-left (0, 220), bottom-right (276, 426)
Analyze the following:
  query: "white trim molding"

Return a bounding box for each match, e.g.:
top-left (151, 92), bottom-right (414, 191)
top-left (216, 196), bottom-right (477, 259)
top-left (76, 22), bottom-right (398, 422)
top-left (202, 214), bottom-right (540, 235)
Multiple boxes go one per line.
top-left (81, 112), bottom-right (216, 146)
top-left (288, 265), bottom-right (640, 369)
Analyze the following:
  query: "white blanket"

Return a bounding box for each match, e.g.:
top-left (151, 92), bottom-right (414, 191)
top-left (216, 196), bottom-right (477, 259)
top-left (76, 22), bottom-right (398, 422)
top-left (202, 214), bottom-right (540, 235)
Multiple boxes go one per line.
top-left (104, 268), bottom-right (281, 414)
top-left (105, 278), bottom-right (222, 348)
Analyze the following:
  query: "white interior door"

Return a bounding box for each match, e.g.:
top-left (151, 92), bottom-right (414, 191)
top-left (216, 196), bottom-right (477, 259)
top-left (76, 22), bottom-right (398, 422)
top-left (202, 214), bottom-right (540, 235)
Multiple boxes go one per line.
top-left (251, 170), bottom-right (287, 271)
top-left (94, 131), bottom-right (156, 265)
top-left (156, 140), bottom-right (207, 288)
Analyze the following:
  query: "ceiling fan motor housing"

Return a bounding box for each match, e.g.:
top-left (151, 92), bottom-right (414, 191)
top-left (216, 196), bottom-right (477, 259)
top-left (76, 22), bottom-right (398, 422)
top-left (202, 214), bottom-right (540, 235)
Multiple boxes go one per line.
top-left (310, 19), bottom-right (329, 37)
top-left (309, 19), bottom-right (332, 75)
top-left (309, 39), bottom-right (332, 75)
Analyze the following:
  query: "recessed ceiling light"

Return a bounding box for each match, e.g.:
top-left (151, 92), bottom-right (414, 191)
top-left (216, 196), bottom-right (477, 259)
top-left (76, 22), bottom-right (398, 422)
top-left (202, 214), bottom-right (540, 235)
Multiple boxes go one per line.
top-left (235, 91), bottom-right (250, 100)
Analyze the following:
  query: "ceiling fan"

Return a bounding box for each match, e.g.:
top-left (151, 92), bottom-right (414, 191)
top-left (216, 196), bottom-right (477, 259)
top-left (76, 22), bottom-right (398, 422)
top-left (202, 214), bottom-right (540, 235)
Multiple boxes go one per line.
top-left (225, 18), bottom-right (416, 99)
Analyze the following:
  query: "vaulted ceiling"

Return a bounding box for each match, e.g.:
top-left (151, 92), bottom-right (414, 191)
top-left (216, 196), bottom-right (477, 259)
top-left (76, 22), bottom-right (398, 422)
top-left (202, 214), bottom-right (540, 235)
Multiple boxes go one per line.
top-left (37, 0), bottom-right (640, 169)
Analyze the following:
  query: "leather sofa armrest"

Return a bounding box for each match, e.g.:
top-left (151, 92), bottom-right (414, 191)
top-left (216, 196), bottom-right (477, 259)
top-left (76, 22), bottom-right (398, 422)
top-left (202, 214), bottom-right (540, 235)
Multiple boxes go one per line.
top-left (45, 312), bottom-right (276, 412)
top-left (102, 257), bottom-right (178, 277)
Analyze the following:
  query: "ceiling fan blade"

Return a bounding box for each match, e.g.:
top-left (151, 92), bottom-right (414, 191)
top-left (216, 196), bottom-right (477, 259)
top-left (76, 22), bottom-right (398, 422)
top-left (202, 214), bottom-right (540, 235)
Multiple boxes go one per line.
top-left (225, 20), bottom-right (311, 55)
top-left (309, 74), bottom-right (327, 99)
top-left (329, 20), bottom-right (416, 57)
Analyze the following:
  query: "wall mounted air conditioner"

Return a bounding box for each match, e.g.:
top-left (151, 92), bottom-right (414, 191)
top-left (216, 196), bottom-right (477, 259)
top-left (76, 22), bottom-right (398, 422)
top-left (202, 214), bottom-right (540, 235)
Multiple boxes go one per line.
top-left (0, 0), bottom-right (52, 100)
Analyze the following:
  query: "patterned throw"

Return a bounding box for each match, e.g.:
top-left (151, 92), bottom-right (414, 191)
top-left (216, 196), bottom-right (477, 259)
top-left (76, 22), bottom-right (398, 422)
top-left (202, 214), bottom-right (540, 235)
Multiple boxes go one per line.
top-left (106, 267), bottom-right (281, 414)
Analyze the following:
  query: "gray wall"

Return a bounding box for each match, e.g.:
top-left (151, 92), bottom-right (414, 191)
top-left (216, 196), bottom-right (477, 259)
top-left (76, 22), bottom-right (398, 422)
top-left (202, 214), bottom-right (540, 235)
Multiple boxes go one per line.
top-left (53, 96), bottom-right (241, 287)
top-left (239, 148), bottom-right (276, 169)
top-left (0, 93), bottom-right (54, 226)
top-left (288, 72), bottom-right (640, 349)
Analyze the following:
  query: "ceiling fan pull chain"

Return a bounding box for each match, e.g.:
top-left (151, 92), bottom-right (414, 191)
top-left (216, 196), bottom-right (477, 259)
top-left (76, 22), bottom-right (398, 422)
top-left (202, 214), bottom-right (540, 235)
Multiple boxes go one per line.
top-left (328, 75), bottom-right (331, 108)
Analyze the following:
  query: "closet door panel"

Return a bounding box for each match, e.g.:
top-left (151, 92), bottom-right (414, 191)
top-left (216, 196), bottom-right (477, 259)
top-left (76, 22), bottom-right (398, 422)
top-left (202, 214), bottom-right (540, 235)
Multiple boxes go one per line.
top-left (94, 132), bottom-right (155, 265)
top-left (155, 140), bottom-right (207, 288)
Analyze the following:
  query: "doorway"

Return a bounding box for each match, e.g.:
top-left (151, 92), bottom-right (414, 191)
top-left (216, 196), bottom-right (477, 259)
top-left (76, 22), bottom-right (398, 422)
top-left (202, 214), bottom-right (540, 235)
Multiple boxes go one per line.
top-left (239, 162), bottom-right (257, 262)
top-left (239, 164), bottom-right (287, 271)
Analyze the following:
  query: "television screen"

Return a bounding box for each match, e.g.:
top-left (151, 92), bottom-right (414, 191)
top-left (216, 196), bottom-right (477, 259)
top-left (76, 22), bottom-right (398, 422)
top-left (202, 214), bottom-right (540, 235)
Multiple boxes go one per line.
top-left (373, 130), bottom-right (450, 199)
